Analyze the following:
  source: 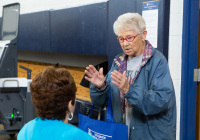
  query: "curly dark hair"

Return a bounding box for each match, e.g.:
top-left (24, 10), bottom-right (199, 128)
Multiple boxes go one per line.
top-left (30, 66), bottom-right (77, 120)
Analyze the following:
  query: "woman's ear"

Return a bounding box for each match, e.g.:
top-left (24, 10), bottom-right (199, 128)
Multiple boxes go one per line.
top-left (141, 30), bottom-right (147, 41)
top-left (68, 100), bottom-right (73, 113)
top-left (68, 100), bottom-right (76, 113)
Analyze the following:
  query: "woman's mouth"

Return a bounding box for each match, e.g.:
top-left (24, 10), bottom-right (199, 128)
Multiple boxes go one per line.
top-left (125, 48), bottom-right (132, 53)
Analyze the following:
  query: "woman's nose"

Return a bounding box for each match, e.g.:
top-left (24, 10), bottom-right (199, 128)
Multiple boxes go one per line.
top-left (123, 39), bottom-right (129, 46)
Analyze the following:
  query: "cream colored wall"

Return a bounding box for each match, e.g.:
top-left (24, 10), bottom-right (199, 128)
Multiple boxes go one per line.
top-left (168, 0), bottom-right (183, 140)
top-left (0, 0), bottom-right (108, 15)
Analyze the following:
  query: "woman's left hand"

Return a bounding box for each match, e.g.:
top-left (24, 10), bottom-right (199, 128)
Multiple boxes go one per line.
top-left (111, 70), bottom-right (130, 95)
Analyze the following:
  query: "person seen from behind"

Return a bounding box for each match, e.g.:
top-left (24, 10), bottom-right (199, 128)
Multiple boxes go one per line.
top-left (17, 66), bottom-right (94, 140)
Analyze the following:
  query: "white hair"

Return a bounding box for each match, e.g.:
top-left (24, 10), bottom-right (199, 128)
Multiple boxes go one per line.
top-left (113, 13), bottom-right (146, 36)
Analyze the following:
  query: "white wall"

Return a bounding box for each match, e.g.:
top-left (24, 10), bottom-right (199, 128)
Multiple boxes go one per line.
top-left (0, 0), bottom-right (108, 15)
top-left (168, 0), bottom-right (183, 140)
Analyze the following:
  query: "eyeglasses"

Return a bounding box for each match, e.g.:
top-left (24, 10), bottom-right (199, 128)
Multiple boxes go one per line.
top-left (116, 34), bottom-right (138, 43)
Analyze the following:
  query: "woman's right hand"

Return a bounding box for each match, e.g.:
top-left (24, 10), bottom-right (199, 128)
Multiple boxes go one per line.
top-left (84, 65), bottom-right (105, 89)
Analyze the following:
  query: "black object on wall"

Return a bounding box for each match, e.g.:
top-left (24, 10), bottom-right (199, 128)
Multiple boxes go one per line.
top-left (107, 0), bottom-right (170, 69)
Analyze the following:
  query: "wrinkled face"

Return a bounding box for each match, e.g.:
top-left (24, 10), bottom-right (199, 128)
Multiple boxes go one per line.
top-left (118, 30), bottom-right (147, 58)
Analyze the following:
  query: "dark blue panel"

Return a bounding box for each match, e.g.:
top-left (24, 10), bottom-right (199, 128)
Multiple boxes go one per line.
top-left (180, 0), bottom-right (199, 139)
top-left (17, 11), bottom-right (50, 51)
top-left (50, 2), bottom-right (107, 55)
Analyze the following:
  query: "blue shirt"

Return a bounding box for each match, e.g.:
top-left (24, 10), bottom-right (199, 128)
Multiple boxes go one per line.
top-left (17, 117), bottom-right (94, 140)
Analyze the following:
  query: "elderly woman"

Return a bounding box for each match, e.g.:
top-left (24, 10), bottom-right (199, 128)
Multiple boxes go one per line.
top-left (17, 66), bottom-right (94, 140)
top-left (85, 13), bottom-right (176, 140)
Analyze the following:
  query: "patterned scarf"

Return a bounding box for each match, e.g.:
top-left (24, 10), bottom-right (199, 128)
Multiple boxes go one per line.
top-left (114, 40), bottom-right (153, 113)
